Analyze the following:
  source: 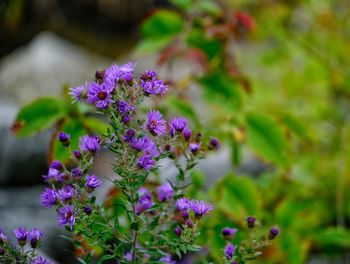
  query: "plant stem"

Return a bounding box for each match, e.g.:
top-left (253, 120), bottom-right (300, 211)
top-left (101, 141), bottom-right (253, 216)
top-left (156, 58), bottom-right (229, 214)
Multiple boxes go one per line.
top-left (130, 188), bottom-right (138, 263)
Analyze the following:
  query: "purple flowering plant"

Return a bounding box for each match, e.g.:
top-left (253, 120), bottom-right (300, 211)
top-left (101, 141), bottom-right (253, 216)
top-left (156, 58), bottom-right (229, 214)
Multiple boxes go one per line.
top-left (8, 62), bottom-right (279, 263)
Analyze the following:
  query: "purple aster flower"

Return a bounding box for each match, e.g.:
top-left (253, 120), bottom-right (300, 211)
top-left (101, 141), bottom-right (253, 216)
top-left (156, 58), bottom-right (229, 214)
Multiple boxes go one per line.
top-left (40, 188), bottom-right (57, 208)
top-left (157, 182), bottom-right (174, 202)
top-left (85, 175), bottom-right (101, 192)
top-left (117, 101), bottom-right (134, 115)
top-left (225, 242), bottom-right (236, 260)
top-left (71, 167), bottom-right (82, 179)
top-left (122, 129), bottom-right (136, 142)
top-left (170, 117), bottom-right (188, 133)
top-left (189, 143), bottom-right (200, 154)
top-left (159, 254), bottom-right (176, 264)
top-left (183, 127), bottom-right (192, 141)
top-left (124, 252), bottom-right (132, 262)
top-left (246, 216), bottom-right (256, 229)
top-left (175, 198), bottom-right (190, 212)
top-left (0, 229), bottom-right (7, 244)
top-left (104, 64), bottom-right (120, 85)
top-left (87, 82), bottom-right (113, 109)
top-left (119, 62), bottom-right (135, 82)
top-left (130, 137), bottom-right (159, 157)
top-left (268, 226), bottom-right (280, 240)
top-left (209, 137), bottom-right (221, 150)
top-left (84, 205), bottom-right (93, 215)
top-left (43, 168), bottom-right (64, 183)
top-left (69, 81), bottom-right (88, 102)
top-left (189, 200), bottom-right (213, 218)
top-left (58, 132), bottom-right (70, 146)
top-left (144, 110), bottom-right (167, 136)
top-left (28, 228), bottom-right (43, 248)
top-left (50, 160), bottom-right (63, 170)
top-left (174, 226), bottom-right (182, 237)
top-left (73, 150), bottom-right (82, 159)
top-left (32, 256), bottom-right (52, 264)
top-left (222, 227), bottom-right (237, 239)
top-left (142, 79), bottom-right (168, 96)
top-left (79, 135), bottom-right (101, 153)
top-left (137, 153), bottom-right (155, 171)
top-left (13, 227), bottom-right (28, 246)
top-left (57, 185), bottom-right (75, 202)
top-left (140, 70), bottom-right (158, 83)
top-left (58, 205), bottom-right (75, 230)
top-left (136, 190), bottom-right (154, 215)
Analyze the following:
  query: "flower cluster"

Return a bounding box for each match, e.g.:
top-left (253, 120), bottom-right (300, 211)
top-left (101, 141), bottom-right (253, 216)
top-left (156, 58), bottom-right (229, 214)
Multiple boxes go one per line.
top-left (0, 227), bottom-right (50, 263)
top-left (41, 134), bottom-right (102, 231)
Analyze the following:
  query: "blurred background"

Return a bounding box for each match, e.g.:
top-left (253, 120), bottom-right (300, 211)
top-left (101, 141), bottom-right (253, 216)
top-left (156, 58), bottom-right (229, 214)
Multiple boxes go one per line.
top-left (1, 0), bottom-right (350, 263)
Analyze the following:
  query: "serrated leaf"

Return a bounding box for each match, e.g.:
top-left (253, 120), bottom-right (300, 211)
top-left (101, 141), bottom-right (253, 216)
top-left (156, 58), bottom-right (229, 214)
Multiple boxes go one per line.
top-left (14, 97), bottom-right (66, 137)
top-left (246, 112), bottom-right (288, 166)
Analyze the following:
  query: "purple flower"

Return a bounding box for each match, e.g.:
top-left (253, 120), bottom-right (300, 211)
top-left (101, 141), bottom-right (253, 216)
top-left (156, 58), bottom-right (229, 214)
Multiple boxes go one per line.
top-left (159, 254), bottom-right (176, 264)
top-left (13, 227), bottom-right (28, 246)
top-left (122, 129), bottom-right (136, 142)
top-left (85, 175), bottom-right (101, 192)
top-left (79, 135), bottom-right (101, 153)
top-left (58, 132), bottom-right (70, 146)
top-left (32, 256), bottom-right (52, 264)
top-left (57, 185), bottom-right (75, 202)
top-left (69, 81), bottom-right (88, 102)
top-left (225, 242), bottom-right (236, 260)
top-left (40, 188), bottom-right (57, 208)
top-left (136, 190), bottom-right (154, 215)
top-left (268, 226), bottom-right (280, 239)
top-left (50, 160), bottom-right (63, 170)
top-left (185, 219), bottom-right (193, 228)
top-left (157, 182), bottom-right (174, 202)
top-left (170, 117), bottom-right (188, 133)
top-left (222, 227), bottom-right (237, 239)
top-left (28, 228), bottom-right (43, 248)
top-left (105, 64), bottom-right (120, 85)
top-left (189, 200), bottom-right (213, 218)
top-left (130, 137), bottom-right (159, 157)
top-left (174, 226), bottom-right (182, 237)
top-left (58, 205), bottom-right (75, 230)
top-left (142, 79), bottom-right (168, 96)
top-left (117, 101), bottom-right (134, 115)
top-left (209, 137), bottom-right (221, 150)
top-left (71, 167), bottom-right (82, 179)
top-left (124, 252), bottom-right (132, 262)
top-left (246, 216), bottom-right (256, 229)
top-left (138, 153), bottom-right (155, 171)
top-left (87, 82), bottom-right (113, 109)
top-left (43, 168), bottom-right (65, 183)
top-left (145, 110), bottom-right (167, 136)
top-left (122, 115), bottom-right (131, 124)
top-left (183, 127), bottom-right (192, 141)
top-left (175, 198), bottom-right (190, 212)
top-left (119, 62), bottom-right (135, 82)
top-left (189, 143), bottom-right (200, 154)
top-left (140, 70), bottom-right (158, 83)
top-left (0, 229), bottom-right (7, 244)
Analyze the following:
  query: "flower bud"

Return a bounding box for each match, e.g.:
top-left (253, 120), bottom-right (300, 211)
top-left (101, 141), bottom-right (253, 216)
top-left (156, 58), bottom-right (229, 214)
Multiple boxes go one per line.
top-left (222, 227), bottom-right (237, 240)
top-left (122, 115), bottom-right (131, 124)
top-left (183, 128), bottom-right (192, 141)
top-left (268, 226), bottom-right (280, 240)
top-left (58, 132), bottom-right (70, 147)
top-left (209, 137), bottom-right (220, 150)
top-left (73, 150), bottom-right (82, 159)
top-left (174, 226), bottom-right (182, 237)
top-left (84, 205), bottom-right (93, 215)
top-left (246, 216), bottom-right (256, 229)
top-left (185, 219), bottom-right (193, 228)
top-left (50, 160), bottom-right (63, 170)
top-left (0, 247), bottom-right (4, 256)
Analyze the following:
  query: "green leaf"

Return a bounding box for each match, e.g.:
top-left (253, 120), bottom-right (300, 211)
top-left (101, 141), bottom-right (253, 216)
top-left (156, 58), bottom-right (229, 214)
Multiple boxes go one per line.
top-left (14, 97), bottom-right (66, 137)
top-left (281, 113), bottom-right (311, 141)
top-left (315, 227), bottom-right (350, 248)
top-left (246, 112), bottom-right (288, 166)
top-left (198, 71), bottom-right (243, 111)
top-left (187, 28), bottom-right (221, 60)
top-left (83, 117), bottom-right (109, 135)
top-left (211, 173), bottom-right (262, 219)
top-left (279, 231), bottom-right (308, 264)
top-left (137, 10), bottom-right (184, 53)
top-left (197, 0), bottom-right (221, 15)
top-left (170, 0), bottom-right (192, 10)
